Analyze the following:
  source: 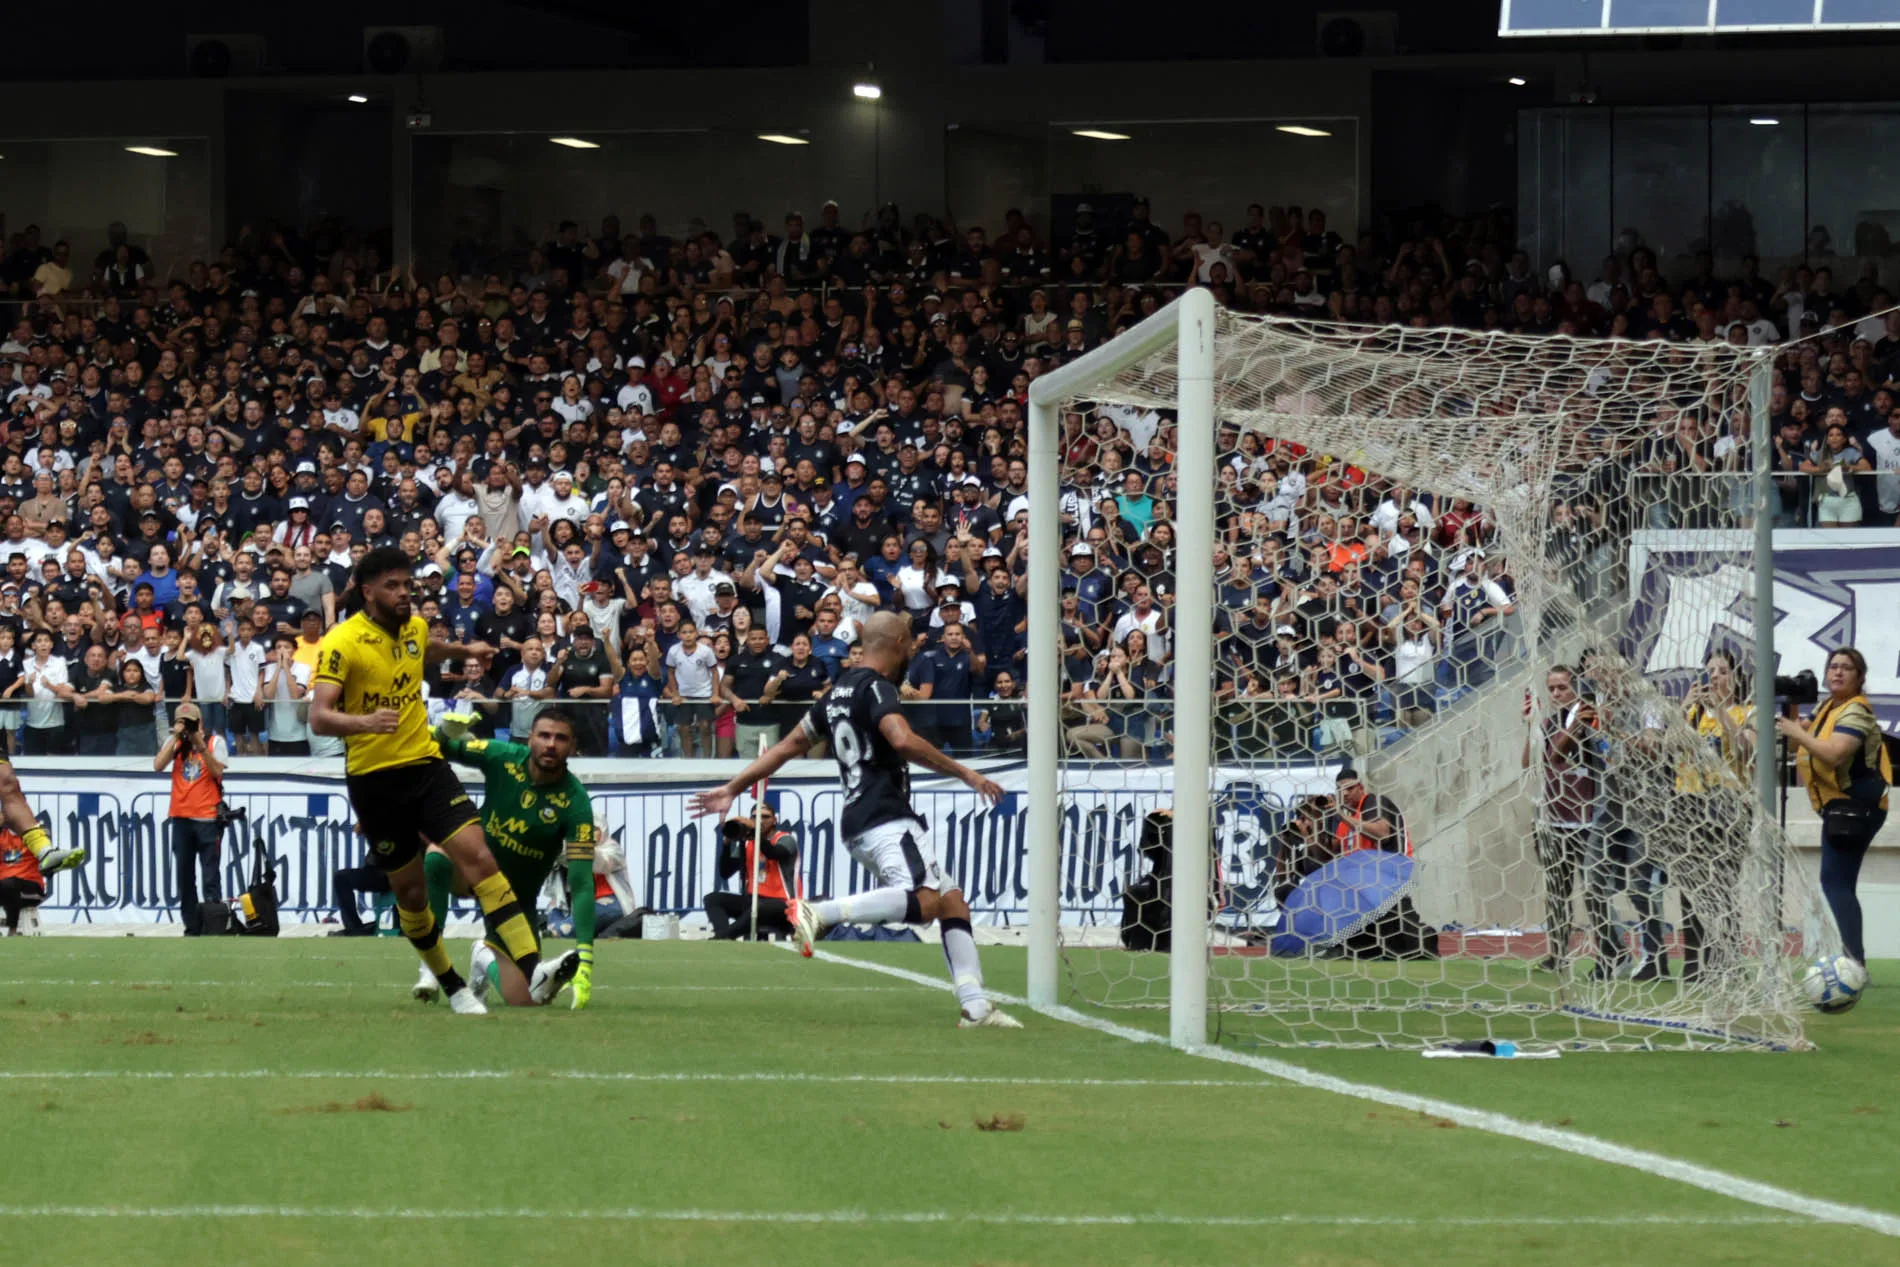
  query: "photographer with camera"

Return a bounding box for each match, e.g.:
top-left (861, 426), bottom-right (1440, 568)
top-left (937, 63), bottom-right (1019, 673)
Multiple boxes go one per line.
top-left (154, 701), bottom-right (229, 936)
top-left (704, 805), bottom-right (798, 940)
top-left (1777, 648), bottom-right (1889, 969)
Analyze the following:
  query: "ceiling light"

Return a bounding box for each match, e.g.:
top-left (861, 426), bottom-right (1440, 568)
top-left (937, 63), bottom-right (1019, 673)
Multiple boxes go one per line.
top-left (125, 146), bottom-right (179, 158)
top-left (757, 133), bottom-right (810, 145)
top-left (853, 83), bottom-right (882, 100)
top-left (1072, 129), bottom-right (1131, 141)
top-left (1749, 116), bottom-right (1780, 126)
top-left (549, 136), bottom-right (600, 149)
top-left (1275, 125), bottom-right (1332, 138)
top-left (347, 94), bottom-right (370, 104)
top-left (1508, 76), bottom-right (1528, 86)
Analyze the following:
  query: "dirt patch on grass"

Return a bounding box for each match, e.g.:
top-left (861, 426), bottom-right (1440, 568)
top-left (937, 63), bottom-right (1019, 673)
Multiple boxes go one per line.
top-left (283, 1093), bottom-right (413, 1114)
top-left (974, 1112), bottom-right (1027, 1132)
top-left (118, 1031), bottom-right (174, 1046)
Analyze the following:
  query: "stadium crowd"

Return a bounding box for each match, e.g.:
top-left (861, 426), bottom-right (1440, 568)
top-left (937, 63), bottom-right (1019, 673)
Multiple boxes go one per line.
top-left (0, 201), bottom-right (1887, 761)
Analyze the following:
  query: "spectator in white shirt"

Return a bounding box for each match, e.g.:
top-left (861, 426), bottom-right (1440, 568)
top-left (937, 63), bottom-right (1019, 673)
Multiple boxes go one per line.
top-left (1866, 407), bottom-right (1900, 523)
top-left (551, 374), bottom-right (596, 424)
top-left (616, 359), bottom-right (656, 416)
top-left (676, 548), bottom-right (735, 626)
top-left (539, 470), bottom-right (591, 526)
top-left (664, 621), bottom-right (722, 758)
top-left (435, 469), bottom-right (481, 541)
top-left (501, 637), bottom-right (557, 738)
top-left (20, 630), bottom-right (70, 755)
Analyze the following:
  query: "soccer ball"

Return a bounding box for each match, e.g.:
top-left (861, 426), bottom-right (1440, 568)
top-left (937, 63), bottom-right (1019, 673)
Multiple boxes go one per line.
top-left (1801, 955), bottom-right (1867, 1014)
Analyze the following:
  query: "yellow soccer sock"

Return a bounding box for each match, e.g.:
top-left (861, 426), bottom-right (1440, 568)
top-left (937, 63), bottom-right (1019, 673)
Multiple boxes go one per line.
top-left (472, 872), bottom-right (541, 975)
top-left (397, 904), bottom-right (466, 993)
top-left (21, 825), bottom-right (50, 861)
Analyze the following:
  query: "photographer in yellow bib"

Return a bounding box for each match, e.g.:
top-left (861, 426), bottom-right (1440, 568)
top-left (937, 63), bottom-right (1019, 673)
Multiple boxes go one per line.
top-left (1776, 647), bottom-right (1890, 969)
top-left (1676, 649), bottom-right (1754, 982)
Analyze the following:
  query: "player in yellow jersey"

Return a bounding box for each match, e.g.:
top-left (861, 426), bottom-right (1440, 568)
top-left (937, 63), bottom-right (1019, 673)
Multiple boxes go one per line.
top-left (310, 547), bottom-right (570, 1015)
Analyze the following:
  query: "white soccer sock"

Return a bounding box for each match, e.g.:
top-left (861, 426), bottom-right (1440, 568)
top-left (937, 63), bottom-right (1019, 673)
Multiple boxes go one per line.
top-left (941, 919), bottom-right (988, 1016)
top-left (813, 886), bottom-right (910, 927)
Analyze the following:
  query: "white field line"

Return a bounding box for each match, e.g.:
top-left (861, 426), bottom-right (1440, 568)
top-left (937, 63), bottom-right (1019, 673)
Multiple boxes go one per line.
top-left (0, 1204), bottom-right (1812, 1229)
top-left (0, 979), bottom-right (901, 993)
top-left (796, 947), bottom-right (1900, 1240)
top-left (0, 1069), bottom-right (1272, 1090)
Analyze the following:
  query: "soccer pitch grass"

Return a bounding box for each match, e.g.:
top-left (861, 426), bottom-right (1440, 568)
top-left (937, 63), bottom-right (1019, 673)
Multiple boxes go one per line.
top-left (3, 938), bottom-right (1897, 1266)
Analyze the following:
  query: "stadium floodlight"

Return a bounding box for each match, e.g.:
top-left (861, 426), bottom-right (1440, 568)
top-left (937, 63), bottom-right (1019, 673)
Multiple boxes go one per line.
top-left (549, 136), bottom-right (600, 149)
top-left (347, 94), bottom-right (370, 103)
top-left (1026, 290), bottom-right (1837, 1053)
top-left (853, 82), bottom-right (882, 100)
top-left (1274, 124), bottom-right (1332, 137)
top-left (124, 145), bottom-right (178, 158)
top-left (1750, 116), bottom-right (1780, 126)
top-left (1072, 129), bottom-right (1131, 141)
top-left (1508, 76), bottom-right (1528, 85)
top-left (756, 134), bottom-right (810, 145)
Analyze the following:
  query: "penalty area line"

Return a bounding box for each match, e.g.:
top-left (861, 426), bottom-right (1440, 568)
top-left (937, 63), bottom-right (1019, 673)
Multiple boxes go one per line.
top-left (0, 1069), bottom-right (1276, 1090)
top-left (0, 1204), bottom-right (1812, 1228)
top-left (797, 947), bottom-right (1900, 1240)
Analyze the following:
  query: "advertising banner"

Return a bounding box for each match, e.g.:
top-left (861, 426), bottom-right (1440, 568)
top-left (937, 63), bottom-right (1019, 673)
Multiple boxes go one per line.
top-left (30, 760), bottom-right (1333, 929)
top-left (1630, 527), bottom-right (1900, 728)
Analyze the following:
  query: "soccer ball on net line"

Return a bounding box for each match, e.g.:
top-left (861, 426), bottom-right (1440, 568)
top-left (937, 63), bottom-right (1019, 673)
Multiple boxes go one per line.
top-left (1801, 955), bottom-right (1868, 1014)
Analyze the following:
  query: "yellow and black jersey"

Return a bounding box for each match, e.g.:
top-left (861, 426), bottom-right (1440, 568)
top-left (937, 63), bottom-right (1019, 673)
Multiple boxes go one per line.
top-left (314, 611), bottom-right (439, 775)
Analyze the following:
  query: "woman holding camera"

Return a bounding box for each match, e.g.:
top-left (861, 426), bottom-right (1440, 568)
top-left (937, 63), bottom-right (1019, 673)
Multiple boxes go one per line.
top-left (1777, 647), bottom-right (1890, 967)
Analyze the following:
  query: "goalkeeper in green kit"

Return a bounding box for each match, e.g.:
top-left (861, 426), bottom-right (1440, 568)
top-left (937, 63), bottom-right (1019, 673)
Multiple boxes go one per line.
top-left (410, 707), bottom-right (600, 1009)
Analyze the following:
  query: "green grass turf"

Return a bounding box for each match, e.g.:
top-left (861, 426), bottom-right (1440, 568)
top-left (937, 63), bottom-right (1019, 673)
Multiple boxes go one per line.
top-left (1, 937), bottom-right (1895, 1266)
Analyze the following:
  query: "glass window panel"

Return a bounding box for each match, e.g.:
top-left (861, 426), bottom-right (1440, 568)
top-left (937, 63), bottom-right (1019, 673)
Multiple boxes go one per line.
top-left (1820, 0), bottom-right (1900, 25)
top-left (1806, 105), bottom-right (1900, 263)
top-left (1561, 111), bottom-right (1614, 275)
top-left (1505, 0), bottom-right (1606, 32)
top-left (1716, 0), bottom-right (1824, 25)
top-left (410, 131), bottom-right (823, 280)
top-left (0, 139), bottom-right (211, 278)
top-left (1611, 108), bottom-right (1710, 268)
top-left (1047, 121), bottom-right (1358, 253)
top-left (1710, 107), bottom-right (1806, 267)
top-left (1607, 0), bottom-right (1712, 29)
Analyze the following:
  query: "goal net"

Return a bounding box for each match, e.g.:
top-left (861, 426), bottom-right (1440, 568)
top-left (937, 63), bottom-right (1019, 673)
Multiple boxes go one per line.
top-left (1024, 289), bottom-right (1838, 1052)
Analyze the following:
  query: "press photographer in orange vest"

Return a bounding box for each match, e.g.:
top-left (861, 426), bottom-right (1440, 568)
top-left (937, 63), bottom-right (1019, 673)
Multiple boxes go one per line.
top-left (154, 701), bottom-right (229, 936)
top-left (705, 805), bottom-right (799, 940)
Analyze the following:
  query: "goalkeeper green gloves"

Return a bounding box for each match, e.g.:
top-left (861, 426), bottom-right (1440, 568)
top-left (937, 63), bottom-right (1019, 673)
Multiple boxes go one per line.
top-left (571, 947), bottom-right (594, 1011)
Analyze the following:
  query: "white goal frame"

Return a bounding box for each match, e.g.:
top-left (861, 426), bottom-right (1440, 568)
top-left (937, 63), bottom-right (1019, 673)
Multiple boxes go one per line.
top-left (1023, 287), bottom-right (1781, 1050)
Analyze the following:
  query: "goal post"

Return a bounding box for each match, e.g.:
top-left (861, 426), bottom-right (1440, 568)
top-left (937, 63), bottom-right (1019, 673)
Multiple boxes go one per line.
top-left (1026, 287), bottom-right (1218, 1028)
top-left (1026, 289), bottom-right (1835, 1053)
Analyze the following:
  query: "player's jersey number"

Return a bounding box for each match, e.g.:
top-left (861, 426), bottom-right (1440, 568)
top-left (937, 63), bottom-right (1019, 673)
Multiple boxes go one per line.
top-left (832, 715), bottom-right (864, 797)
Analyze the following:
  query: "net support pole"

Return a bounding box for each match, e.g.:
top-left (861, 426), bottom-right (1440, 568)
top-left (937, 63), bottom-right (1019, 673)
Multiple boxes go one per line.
top-left (1748, 356), bottom-right (1776, 822)
top-left (1025, 392), bottom-right (1061, 1009)
top-left (1169, 286), bottom-right (1218, 1051)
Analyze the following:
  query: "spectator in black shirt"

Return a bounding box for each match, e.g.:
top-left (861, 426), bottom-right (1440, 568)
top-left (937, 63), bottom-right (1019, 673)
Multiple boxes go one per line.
top-left (258, 567), bottom-right (309, 634)
top-left (555, 622), bottom-right (614, 756)
top-left (722, 624), bottom-right (786, 757)
top-left (904, 621), bottom-right (978, 753)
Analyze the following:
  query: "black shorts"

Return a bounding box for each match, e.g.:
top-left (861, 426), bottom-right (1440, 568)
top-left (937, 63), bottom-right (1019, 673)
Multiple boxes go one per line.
top-left (229, 702), bottom-right (266, 737)
top-left (348, 758), bottom-right (480, 872)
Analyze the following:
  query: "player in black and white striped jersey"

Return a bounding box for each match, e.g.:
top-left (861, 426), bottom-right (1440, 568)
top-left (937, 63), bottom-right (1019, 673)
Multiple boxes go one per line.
top-left (689, 610), bottom-right (1020, 1029)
